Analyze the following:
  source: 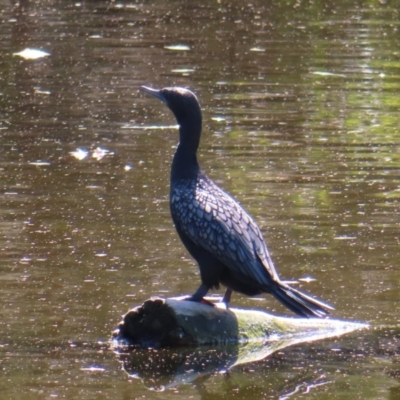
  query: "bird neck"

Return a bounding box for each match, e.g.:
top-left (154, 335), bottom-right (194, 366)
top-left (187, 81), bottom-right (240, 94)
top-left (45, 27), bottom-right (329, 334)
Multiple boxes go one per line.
top-left (171, 123), bottom-right (201, 180)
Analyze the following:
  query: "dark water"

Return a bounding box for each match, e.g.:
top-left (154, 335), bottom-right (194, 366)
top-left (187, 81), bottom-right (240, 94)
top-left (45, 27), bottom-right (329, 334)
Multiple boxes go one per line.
top-left (1, 0), bottom-right (399, 398)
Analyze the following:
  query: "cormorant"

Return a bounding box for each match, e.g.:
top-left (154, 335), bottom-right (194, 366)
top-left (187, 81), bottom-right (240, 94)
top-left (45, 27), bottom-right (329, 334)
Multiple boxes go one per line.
top-left (140, 85), bottom-right (333, 318)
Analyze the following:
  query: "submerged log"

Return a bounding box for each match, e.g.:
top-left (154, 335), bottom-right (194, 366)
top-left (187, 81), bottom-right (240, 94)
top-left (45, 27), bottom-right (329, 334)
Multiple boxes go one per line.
top-left (112, 297), bottom-right (368, 348)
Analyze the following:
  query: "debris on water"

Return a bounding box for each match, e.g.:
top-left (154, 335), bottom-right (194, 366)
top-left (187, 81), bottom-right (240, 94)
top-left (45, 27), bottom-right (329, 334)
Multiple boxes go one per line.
top-left (299, 276), bottom-right (317, 283)
top-left (29, 161), bottom-right (50, 166)
top-left (92, 147), bottom-right (112, 160)
top-left (69, 147), bottom-right (114, 161)
top-left (312, 71), bottom-right (346, 78)
top-left (80, 366), bottom-right (106, 372)
top-left (164, 44), bottom-right (190, 51)
top-left (70, 148), bottom-right (89, 160)
top-left (13, 48), bottom-right (50, 60)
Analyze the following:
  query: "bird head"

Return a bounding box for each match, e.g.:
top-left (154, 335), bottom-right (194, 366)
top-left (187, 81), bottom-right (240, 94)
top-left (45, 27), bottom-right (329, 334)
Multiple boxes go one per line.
top-left (139, 86), bottom-right (201, 126)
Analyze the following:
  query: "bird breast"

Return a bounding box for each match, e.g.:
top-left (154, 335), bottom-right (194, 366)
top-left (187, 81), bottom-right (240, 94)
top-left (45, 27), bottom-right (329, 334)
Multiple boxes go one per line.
top-left (170, 176), bottom-right (256, 259)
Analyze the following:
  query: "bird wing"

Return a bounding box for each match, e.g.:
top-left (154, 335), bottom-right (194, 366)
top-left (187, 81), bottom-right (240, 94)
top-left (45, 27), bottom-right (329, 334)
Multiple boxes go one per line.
top-left (171, 176), bottom-right (281, 287)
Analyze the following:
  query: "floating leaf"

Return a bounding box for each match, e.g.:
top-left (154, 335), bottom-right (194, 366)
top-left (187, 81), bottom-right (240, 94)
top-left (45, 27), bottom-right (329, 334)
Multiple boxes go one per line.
top-left (250, 47), bottom-right (265, 52)
top-left (13, 48), bottom-right (50, 60)
top-left (164, 44), bottom-right (190, 51)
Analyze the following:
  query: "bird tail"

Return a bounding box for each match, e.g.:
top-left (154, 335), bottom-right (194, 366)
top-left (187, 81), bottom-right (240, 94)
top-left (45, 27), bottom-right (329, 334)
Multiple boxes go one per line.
top-left (271, 283), bottom-right (334, 318)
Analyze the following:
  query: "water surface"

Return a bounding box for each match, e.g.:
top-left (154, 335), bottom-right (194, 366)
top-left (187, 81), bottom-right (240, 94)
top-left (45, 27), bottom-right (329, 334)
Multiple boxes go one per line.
top-left (0, 1), bottom-right (399, 399)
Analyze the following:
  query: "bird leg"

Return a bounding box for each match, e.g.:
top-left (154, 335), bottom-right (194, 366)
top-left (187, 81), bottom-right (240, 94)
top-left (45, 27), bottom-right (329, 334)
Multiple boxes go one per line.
top-left (222, 288), bottom-right (232, 306)
top-left (184, 283), bottom-right (214, 306)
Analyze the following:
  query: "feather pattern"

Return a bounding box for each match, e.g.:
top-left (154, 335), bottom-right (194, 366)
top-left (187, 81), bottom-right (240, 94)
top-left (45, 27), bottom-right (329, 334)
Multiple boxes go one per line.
top-left (171, 173), bottom-right (279, 289)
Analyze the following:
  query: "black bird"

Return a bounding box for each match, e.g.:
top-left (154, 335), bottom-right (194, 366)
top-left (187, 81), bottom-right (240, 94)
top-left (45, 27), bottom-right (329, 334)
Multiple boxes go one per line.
top-left (140, 86), bottom-right (333, 318)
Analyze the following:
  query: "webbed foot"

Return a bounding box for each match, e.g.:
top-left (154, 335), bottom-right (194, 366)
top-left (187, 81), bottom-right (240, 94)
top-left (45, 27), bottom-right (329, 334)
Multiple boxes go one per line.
top-left (184, 295), bottom-right (215, 307)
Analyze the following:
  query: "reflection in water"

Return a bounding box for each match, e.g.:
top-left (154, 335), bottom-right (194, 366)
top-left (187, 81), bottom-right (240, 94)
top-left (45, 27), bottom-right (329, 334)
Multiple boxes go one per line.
top-left (116, 326), bottom-right (400, 398)
top-left (119, 346), bottom-right (239, 392)
top-left (0, 0), bottom-right (400, 399)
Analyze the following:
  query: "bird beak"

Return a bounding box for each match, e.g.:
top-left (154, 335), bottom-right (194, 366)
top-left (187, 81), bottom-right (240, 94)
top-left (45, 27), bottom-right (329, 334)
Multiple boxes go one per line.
top-left (139, 86), bottom-right (167, 104)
